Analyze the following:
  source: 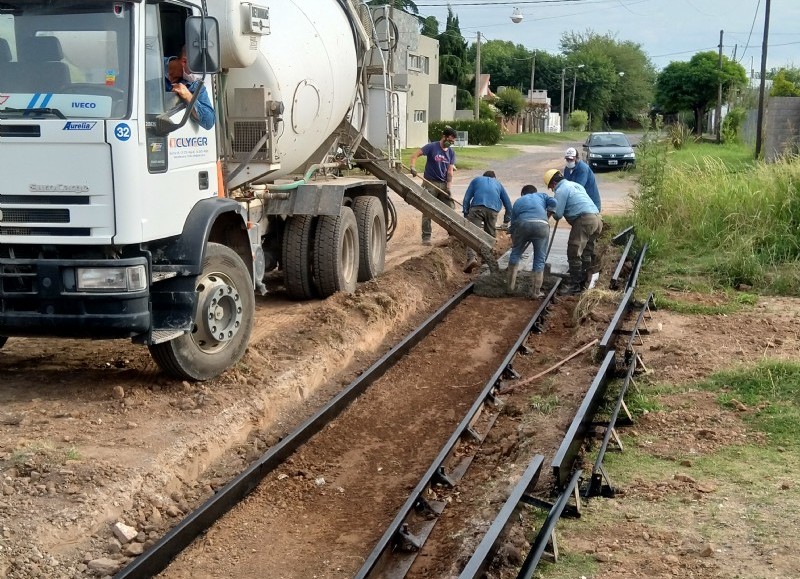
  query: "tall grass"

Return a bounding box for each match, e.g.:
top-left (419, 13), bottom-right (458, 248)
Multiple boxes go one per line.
top-left (630, 143), bottom-right (800, 294)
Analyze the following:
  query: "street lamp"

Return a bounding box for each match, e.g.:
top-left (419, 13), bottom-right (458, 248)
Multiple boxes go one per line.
top-left (560, 64), bottom-right (584, 132)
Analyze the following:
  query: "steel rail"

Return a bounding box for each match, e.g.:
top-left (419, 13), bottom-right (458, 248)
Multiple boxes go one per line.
top-left (599, 286), bottom-right (635, 353)
top-left (458, 455), bottom-right (546, 579)
top-left (611, 225), bottom-right (634, 246)
top-left (516, 469), bottom-right (583, 579)
top-left (550, 350), bottom-right (616, 489)
top-left (114, 284), bottom-right (476, 579)
top-left (625, 242), bottom-right (648, 291)
top-left (586, 356), bottom-right (636, 498)
top-left (610, 233), bottom-right (635, 291)
top-left (623, 292), bottom-right (655, 366)
top-left (354, 286), bottom-right (559, 578)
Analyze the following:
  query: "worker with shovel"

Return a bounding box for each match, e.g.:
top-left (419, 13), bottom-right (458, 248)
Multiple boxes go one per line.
top-left (408, 126), bottom-right (458, 245)
top-left (507, 184), bottom-right (557, 297)
top-left (461, 170), bottom-right (513, 273)
top-left (544, 169), bottom-right (602, 295)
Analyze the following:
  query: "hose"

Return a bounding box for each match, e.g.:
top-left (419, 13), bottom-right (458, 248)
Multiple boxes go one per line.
top-left (386, 195), bottom-right (397, 241)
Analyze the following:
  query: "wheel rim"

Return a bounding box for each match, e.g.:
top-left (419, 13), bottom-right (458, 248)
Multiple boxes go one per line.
top-left (192, 272), bottom-right (244, 353)
top-left (369, 213), bottom-right (383, 266)
top-left (341, 225), bottom-right (357, 282)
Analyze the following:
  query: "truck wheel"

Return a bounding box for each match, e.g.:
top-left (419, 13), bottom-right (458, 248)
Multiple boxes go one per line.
top-left (352, 196), bottom-right (386, 281)
top-left (282, 215), bottom-right (317, 299)
top-left (314, 205), bottom-right (359, 297)
top-left (148, 243), bottom-right (254, 381)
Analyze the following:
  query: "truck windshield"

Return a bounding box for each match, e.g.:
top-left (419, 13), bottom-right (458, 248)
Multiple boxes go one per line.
top-left (0, 2), bottom-right (131, 119)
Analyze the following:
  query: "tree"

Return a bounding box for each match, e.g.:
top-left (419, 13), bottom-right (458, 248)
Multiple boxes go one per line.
top-left (770, 70), bottom-right (800, 97)
top-left (495, 88), bottom-right (526, 118)
top-left (470, 40), bottom-right (531, 92)
top-left (560, 30), bottom-right (656, 126)
top-left (437, 8), bottom-right (470, 100)
top-left (420, 16), bottom-right (439, 39)
top-left (655, 51), bottom-right (747, 135)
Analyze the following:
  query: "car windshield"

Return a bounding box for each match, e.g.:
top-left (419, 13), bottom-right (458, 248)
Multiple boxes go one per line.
top-left (0, 2), bottom-right (132, 119)
top-left (590, 134), bottom-right (630, 147)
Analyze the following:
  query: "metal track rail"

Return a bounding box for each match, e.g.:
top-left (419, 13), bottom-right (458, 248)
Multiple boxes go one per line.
top-left (114, 284), bottom-right (476, 579)
top-left (458, 455), bottom-right (546, 578)
top-left (551, 350), bottom-right (616, 489)
top-left (354, 286), bottom-right (559, 578)
top-left (625, 242), bottom-right (649, 291)
top-left (610, 233), bottom-right (635, 290)
top-left (516, 469), bottom-right (583, 579)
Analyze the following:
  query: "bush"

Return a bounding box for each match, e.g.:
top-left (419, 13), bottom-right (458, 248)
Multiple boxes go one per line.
top-left (722, 107), bottom-right (746, 144)
top-left (428, 120), bottom-right (501, 146)
top-left (568, 110), bottom-right (588, 131)
top-left (495, 88), bottom-right (526, 118)
top-left (666, 122), bottom-right (693, 149)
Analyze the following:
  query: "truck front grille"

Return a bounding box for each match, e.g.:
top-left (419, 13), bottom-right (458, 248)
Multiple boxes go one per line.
top-left (0, 208), bottom-right (70, 223)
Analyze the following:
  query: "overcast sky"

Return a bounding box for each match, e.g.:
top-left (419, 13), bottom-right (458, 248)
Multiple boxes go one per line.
top-left (414, 0), bottom-right (799, 74)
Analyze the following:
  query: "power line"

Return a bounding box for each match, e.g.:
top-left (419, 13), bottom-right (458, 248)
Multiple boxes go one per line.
top-left (738, 0), bottom-right (761, 63)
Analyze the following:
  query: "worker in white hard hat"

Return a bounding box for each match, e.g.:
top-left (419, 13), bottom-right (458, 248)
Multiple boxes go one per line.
top-left (544, 169), bottom-right (601, 295)
top-left (563, 147), bottom-right (600, 212)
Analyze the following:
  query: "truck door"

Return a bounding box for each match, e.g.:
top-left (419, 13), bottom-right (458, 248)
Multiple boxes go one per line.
top-left (139, 3), bottom-right (218, 242)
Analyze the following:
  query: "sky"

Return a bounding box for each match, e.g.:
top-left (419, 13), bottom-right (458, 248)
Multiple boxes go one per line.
top-left (413, 0), bottom-right (800, 74)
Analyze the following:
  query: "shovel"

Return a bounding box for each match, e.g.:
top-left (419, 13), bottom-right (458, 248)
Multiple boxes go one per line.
top-left (544, 218), bottom-right (559, 262)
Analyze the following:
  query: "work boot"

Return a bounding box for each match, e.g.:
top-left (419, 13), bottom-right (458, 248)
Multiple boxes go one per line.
top-left (531, 271), bottom-right (544, 298)
top-left (422, 238), bottom-right (432, 246)
top-left (507, 263), bottom-right (520, 291)
top-left (463, 258), bottom-right (478, 273)
top-left (558, 264), bottom-right (584, 295)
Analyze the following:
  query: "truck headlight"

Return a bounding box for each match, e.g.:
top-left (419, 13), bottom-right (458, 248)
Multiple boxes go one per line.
top-left (76, 265), bottom-right (147, 291)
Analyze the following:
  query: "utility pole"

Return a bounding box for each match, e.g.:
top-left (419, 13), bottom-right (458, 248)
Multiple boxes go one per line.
top-left (755, 0), bottom-right (771, 159)
top-left (716, 30), bottom-right (723, 144)
top-left (560, 68), bottom-right (565, 132)
top-left (571, 70), bottom-right (578, 114)
top-left (473, 32), bottom-right (481, 121)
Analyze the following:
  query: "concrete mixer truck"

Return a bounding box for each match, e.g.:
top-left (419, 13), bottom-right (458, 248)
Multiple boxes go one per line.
top-left (0, 0), bottom-right (495, 381)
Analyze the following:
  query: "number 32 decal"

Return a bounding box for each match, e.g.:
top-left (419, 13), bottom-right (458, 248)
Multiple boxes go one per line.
top-left (114, 123), bottom-right (132, 142)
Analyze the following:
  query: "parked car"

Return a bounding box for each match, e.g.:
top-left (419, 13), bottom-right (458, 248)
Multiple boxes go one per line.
top-left (582, 131), bottom-right (636, 170)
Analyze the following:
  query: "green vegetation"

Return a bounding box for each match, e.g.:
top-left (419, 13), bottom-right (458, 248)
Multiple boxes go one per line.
top-left (698, 361), bottom-right (800, 448)
top-left (401, 143), bottom-right (520, 172)
top-left (500, 131), bottom-right (588, 146)
top-left (627, 119), bottom-right (800, 300)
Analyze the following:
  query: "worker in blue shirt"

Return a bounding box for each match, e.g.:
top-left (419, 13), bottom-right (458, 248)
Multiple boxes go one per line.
top-left (165, 48), bottom-right (215, 130)
top-left (409, 127), bottom-right (457, 245)
top-left (462, 170), bottom-right (513, 273)
top-left (545, 169), bottom-right (602, 295)
top-left (563, 147), bottom-right (600, 211)
top-left (507, 184), bottom-right (557, 297)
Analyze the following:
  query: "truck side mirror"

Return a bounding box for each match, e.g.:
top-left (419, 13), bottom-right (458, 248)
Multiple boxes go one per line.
top-left (185, 16), bottom-right (221, 74)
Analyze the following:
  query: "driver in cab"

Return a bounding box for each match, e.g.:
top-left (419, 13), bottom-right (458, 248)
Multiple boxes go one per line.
top-left (164, 47), bottom-right (215, 130)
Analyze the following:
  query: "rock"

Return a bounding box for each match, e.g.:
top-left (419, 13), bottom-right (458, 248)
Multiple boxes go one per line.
top-left (111, 522), bottom-right (138, 544)
top-left (595, 552), bottom-right (613, 563)
top-left (697, 482), bottom-right (717, 493)
top-left (123, 542), bottom-right (144, 556)
top-left (700, 544), bottom-right (715, 557)
top-left (674, 474), bottom-right (696, 484)
top-left (111, 386), bottom-right (125, 400)
top-left (87, 558), bottom-right (120, 574)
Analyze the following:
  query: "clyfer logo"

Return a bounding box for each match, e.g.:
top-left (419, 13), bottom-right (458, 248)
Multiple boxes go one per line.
top-left (0, 94), bottom-right (9, 105)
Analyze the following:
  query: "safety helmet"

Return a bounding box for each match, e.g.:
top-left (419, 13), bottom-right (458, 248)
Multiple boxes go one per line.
top-left (544, 169), bottom-right (562, 189)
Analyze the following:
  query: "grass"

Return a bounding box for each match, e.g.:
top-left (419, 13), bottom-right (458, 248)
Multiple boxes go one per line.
top-left (400, 144), bottom-right (521, 172)
top-left (500, 131), bottom-right (589, 146)
top-left (625, 137), bottom-right (800, 298)
top-left (541, 361), bottom-right (800, 578)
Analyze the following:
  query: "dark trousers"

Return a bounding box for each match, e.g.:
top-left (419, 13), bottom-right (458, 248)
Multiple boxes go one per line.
top-left (421, 179), bottom-right (455, 240)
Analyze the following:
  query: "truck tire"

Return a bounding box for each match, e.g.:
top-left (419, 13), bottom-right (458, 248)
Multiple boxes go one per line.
top-left (148, 243), bottom-right (254, 381)
top-left (352, 196), bottom-right (386, 282)
top-left (282, 215), bottom-right (317, 299)
top-left (314, 205), bottom-right (359, 297)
